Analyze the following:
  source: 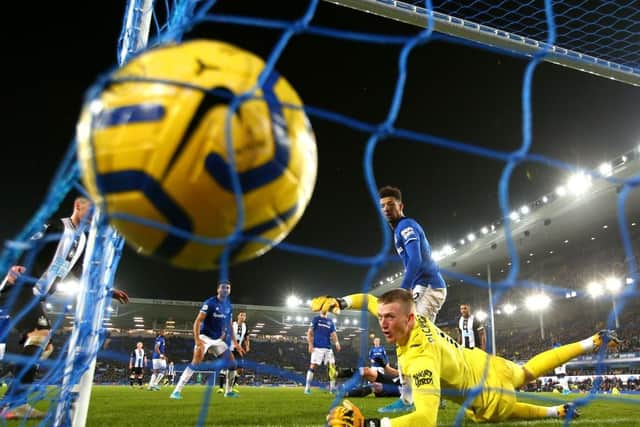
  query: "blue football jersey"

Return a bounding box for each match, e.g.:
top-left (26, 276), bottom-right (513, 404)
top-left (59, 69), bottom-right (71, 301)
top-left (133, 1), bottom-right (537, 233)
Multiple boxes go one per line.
top-left (152, 335), bottom-right (166, 359)
top-left (310, 316), bottom-right (335, 349)
top-left (199, 296), bottom-right (232, 339)
top-left (393, 217), bottom-right (445, 290)
top-left (368, 345), bottom-right (388, 368)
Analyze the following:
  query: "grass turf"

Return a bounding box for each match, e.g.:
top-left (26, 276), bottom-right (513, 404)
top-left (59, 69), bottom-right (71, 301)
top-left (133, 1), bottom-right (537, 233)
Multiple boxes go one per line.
top-left (5, 385), bottom-right (640, 426)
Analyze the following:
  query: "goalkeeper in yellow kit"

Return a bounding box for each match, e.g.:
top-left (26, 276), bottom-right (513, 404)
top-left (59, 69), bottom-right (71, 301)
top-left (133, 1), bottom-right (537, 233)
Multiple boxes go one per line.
top-left (314, 289), bottom-right (621, 427)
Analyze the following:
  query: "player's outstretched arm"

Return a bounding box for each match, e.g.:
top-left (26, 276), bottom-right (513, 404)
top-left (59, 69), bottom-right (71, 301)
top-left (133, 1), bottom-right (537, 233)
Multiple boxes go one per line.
top-left (311, 294), bottom-right (378, 317)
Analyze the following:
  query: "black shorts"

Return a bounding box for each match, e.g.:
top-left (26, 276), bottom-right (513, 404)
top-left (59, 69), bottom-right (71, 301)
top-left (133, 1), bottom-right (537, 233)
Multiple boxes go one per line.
top-left (232, 349), bottom-right (244, 368)
top-left (376, 372), bottom-right (400, 385)
top-left (0, 284), bottom-right (50, 345)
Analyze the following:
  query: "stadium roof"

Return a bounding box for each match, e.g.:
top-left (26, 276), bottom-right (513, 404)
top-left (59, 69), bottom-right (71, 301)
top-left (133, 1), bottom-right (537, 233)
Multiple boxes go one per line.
top-left (374, 147), bottom-right (640, 296)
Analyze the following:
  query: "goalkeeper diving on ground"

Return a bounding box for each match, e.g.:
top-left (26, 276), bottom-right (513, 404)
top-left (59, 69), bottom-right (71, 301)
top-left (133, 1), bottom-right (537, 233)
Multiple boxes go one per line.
top-left (312, 289), bottom-right (622, 427)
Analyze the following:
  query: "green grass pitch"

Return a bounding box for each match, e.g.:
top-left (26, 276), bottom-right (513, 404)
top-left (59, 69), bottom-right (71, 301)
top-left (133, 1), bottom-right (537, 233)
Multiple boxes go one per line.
top-left (6, 386), bottom-right (640, 426)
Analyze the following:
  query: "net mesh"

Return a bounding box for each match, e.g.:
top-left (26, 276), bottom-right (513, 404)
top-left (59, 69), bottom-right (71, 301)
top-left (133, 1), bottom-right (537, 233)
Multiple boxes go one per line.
top-left (0, 0), bottom-right (638, 425)
top-left (400, 0), bottom-right (640, 71)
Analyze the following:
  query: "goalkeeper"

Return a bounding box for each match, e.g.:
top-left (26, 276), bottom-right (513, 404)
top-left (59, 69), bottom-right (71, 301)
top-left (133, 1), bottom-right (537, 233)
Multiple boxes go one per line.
top-left (314, 290), bottom-right (621, 427)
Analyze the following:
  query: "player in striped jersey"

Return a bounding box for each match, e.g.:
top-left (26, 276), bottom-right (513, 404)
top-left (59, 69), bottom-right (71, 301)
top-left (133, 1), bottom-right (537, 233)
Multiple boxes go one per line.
top-left (218, 311), bottom-right (250, 393)
top-left (0, 197), bottom-right (129, 419)
top-left (165, 361), bottom-right (175, 385)
top-left (129, 342), bottom-right (147, 388)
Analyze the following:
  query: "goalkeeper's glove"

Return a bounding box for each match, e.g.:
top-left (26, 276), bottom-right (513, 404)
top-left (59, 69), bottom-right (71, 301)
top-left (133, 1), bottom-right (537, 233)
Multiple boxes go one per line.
top-left (311, 295), bottom-right (347, 314)
top-left (326, 400), bottom-right (381, 427)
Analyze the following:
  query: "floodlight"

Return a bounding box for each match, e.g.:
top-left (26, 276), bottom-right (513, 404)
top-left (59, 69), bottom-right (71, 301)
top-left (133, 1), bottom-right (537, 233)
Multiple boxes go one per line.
top-left (525, 293), bottom-right (550, 311)
top-left (598, 162), bottom-right (613, 177)
top-left (286, 295), bottom-right (302, 308)
top-left (605, 277), bottom-right (622, 293)
top-left (567, 172), bottom-right (592, 195)
top-left (503, 303), bottom-right (517, 315)
top-left (587, 281), bottom-right (604, 298)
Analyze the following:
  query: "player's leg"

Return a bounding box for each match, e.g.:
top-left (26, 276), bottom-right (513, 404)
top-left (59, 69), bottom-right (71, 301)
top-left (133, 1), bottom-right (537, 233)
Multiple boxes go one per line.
top-left (217, 369), bottom-right (227, 393)
top-left (377, 363), bottom-right (415, 414)
top-left (148, 367), bottom-right (158, 390)
top-left (154, 359), bottom-right (166, 389)
top-left (372, 372), bottom-right (401, 398)
top-left (2, 328), bottom-right (50, 419)
top-left (1, 296), bottom-right (51, 419)
top-left (509, 402), bottom-right (580, 420)
top-left (171, 337), bottom-right (207, 398)
top-left (361, 367), bottom-right (379, 382)
top-left (221, 349), bottom-right (238, 397)
top-left (137, 367), bottom-right (144, 387)
top-left (232, 350), bottom-right (243, 392)
top-left (304, 362), bottom-right (318, 394)
top-left (306, 347), bottom-right (325, 394)
top-left (327, 349), bottom-right (337, 393)
top-left (516, 330), bottom-right (621, 387)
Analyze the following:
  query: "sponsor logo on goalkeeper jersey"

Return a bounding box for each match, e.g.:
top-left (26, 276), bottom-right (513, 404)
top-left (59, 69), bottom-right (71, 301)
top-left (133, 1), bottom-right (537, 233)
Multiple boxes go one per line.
top-left (413, 369), bottom-right (433, 387)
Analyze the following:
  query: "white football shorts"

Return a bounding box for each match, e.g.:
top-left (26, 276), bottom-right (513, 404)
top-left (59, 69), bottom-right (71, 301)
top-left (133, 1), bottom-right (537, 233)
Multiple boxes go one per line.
top-left (412, 284), bottom-right (447, 322)
top-left (310, 347), bottom-right (335, 366)
top-left (152, 358), bottom-right (167, 370)
top-left (197, 334), bottom-right (228, 357)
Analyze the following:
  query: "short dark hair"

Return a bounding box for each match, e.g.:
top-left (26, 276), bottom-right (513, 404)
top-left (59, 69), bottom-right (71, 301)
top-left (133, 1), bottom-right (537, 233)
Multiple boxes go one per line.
top-left (379, 186), bottom-right (402, 201)
top-left (378, 288), bottom-right (414, 313)
top-left (218, 280), bottom-right (231, 287)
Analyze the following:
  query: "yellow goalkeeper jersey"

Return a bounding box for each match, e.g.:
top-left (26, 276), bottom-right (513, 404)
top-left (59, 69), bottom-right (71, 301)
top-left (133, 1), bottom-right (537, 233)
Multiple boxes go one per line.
top-left (349, 294), bottom-right (521, 427)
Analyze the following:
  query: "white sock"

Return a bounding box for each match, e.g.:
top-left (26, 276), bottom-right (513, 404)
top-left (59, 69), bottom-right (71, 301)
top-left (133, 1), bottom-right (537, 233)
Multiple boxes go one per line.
top-left (149, 374), bottom-right (157, 388)
top-left (546, 406), bottom-right (559, 417)
top-left (305, 370), bottom-right (314, 390)
top-left (155, 373), bottom-right (164, 386)
top-left (225, 370), bottom-right (236, 394)
top-left (330, 380), bottom-right (335, 391)
top-left (401, 379), bottom-right (413, 404)
top-left (175, 366), bottom-right (194, 392)
top-left (398, 364), bottom-right (413, 404)
top-left (580, 336), bottom-right (595, 352)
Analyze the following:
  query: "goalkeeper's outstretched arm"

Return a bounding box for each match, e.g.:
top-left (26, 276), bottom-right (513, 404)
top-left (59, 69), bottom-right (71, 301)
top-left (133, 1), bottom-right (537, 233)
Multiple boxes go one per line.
top-left (311, 293), bottom-right (379, 317)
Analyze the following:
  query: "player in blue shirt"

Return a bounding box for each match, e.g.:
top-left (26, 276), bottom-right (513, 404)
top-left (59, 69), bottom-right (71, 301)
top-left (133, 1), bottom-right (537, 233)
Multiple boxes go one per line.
top-left (170, 280), bottom-right (244, 399)
top-left (378, 186), bottom-right (448, 413)
top-left (304, 312), bottom-right (341, 394)
top-left (369, 337), bottom-right (389, 373)
top-left (379, 186), bottom-right (447, 319)
top-left (147, 330), bottom-right (167, 391)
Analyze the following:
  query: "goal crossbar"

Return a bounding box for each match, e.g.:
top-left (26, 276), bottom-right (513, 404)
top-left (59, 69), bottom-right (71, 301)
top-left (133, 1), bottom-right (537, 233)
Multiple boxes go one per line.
top-left (324, 0), bottom-right (640, 87)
